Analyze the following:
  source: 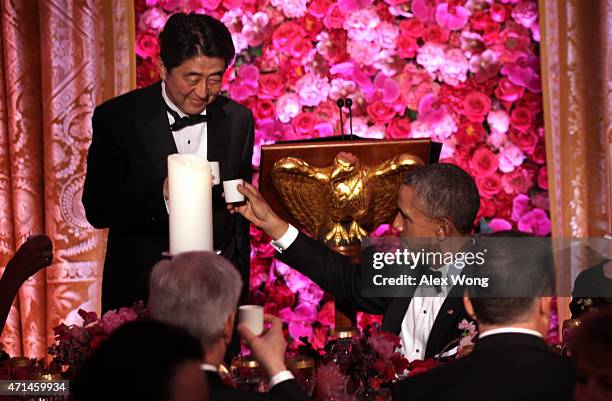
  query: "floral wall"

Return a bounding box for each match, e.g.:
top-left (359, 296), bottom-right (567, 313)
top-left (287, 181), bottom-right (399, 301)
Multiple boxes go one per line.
top-left (135, 0), bottom-right (549, 346)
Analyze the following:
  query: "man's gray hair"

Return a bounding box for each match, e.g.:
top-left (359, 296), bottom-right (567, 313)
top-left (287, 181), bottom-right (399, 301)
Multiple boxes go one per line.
top-left (148, 251), bottom-right (242, 346)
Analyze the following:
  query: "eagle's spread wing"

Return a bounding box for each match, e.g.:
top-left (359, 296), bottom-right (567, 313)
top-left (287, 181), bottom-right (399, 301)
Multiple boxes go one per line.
top-left (271, 157), bottom-right (331, 238)
top-left (366, 153), bottom-right (424, 229)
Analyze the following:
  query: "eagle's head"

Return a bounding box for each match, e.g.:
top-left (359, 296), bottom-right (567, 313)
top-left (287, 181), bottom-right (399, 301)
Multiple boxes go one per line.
top-left (330, 152), bottom-right (361, 182)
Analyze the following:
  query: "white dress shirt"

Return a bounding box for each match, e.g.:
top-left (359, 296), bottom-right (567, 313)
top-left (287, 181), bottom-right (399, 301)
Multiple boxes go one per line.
top-left (161, 82), bottom-right (207, 159)
top-left (271, 224), bottom-right (459, 361)
top-left (478, 327), bottom-right (543, 340)
top-left (200, 363), bottom-right (294, 388)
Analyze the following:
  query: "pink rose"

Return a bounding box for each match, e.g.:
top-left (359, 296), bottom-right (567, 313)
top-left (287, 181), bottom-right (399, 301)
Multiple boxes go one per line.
top-left (416, 43), bottom-right (446, 73)
top-left (308, 0), bottom-right (334, 17)
top-left (254, 99), bottom-right (275, 120)
top-left (470, 147), bottom-right (499, 176)
top-left (498, 144), bottom-right (525, 173)
top-left (271, 0), bottom-right (308, 18)
top-left (435, 3), bottom-right (469, 31)
top-left (291, 112), bottom-right (319, 137)
top-left (272, 22), bottom-right (305, 54)
top-left (296, 74), bottom-right (330, 107)
top-left (538, 166), bottom-right (548, 189)
top-left (386, 117), bottom-right (412, 138)
top-left (490, 4), bottom-right (508, 22)
top-left (135, 32), bottom-right (159, 59)
top-left (412, 0), bottom-right (436, 22)
top-left (489, 218), bottom-right (513, 232)
top-left (138, 8), bottom-right (168, 32)
top-left (440, 49), bottom-right (468, 86)
top-left (323, 4), bottom-right (347, 29)
top-left (462, 91), bottom-right (492, 122)
top-left (367, 100), bottom-right (396, 123)
top-left (159, 0), bottom-right (182, 12)
top-left (397, 33), bottom-right (419, 58)
top-left (518, 208), bottom-right (551, 236)
top-left (494, 78), bottom-right (525, 102)
top-left (512, 0), bottom-right (538, 28)
top-left (477, 173), bottom-right (502, 198)
top-left (275, 93), bottom-right (301, 123)
top-left (347, 39), bottom-right (381, 67)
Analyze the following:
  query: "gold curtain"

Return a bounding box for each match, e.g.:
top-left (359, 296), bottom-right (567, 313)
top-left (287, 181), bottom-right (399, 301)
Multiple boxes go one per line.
top-left (539, 0), bottom-right (612, 324)
top-left (0, 0), bottom-right (134, 359)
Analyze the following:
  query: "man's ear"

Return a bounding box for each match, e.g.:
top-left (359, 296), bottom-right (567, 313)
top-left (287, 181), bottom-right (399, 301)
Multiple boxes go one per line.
top-left (223, 312), bottom-right (236, 345)
top-left (158, 59), bottom-right (168, 81)
top-left (539, 297), bottom-right (552, 319)
top-left (463, 294), bottom-right (476, 320)
top-left (436, 218), bottom-right (454, 240)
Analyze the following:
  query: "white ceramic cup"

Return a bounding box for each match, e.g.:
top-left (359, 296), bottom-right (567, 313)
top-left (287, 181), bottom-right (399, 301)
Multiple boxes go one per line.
top-left (223, 178), bottom-right (245, 203)
top-left (238, 305), bottom-right (264, 336)
top-left (209, 161), bottom-right (221, 185)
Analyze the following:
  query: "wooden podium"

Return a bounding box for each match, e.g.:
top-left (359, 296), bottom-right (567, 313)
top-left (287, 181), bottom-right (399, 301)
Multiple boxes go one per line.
top-left (259, 136), bottom-right (441, 328)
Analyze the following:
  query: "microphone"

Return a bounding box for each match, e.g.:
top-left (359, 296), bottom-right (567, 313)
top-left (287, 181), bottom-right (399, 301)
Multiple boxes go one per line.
top-left (345, 98), bottom-right (353, 140)
top-left (337, 98), bottom-right (345, 140)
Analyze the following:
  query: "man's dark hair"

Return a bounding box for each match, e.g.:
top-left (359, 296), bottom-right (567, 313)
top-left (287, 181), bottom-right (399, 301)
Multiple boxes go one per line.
top-left (570, 306), bottom-right (612, 370)
top-left (159, 13), bottom-right (235, 72)
top-left (402, 163), bottom-right (480, 234)
top-left (70, 319), bottom-right (204, 401)
top-left (466, 231), bottom-right (556, 325)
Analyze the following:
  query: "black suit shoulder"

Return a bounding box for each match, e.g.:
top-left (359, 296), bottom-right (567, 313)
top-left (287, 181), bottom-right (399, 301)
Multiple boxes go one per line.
top-left (206, 371), bottom-right (309, 401)
top-left (391, 334), bottom-right (575, 401)
top-left (94, 82), bottom-right (161, 117)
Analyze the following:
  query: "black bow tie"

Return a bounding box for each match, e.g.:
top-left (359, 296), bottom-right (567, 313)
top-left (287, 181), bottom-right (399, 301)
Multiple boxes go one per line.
top-left (428, 269), bottom-right (443, 293)
top-left (165, 104), bottom-right (207, 131)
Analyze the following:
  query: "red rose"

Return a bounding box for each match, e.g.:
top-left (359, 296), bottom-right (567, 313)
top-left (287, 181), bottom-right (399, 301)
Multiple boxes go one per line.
top-left (501, 169), bottom-right (532, 195)
top-left (291, 112), bottom-right (319, 137)
top-left (400, 18), bottom-right (424, 37)
top-left (530, 144), bottom-right (547, 164)
top-left (290, 37), bottom-right (313, 59)
top-left (324, 4), bottom-right (346, 29)
top-left (367, 101), bottom-right (396, 124)
top-left (308, 0), bottom-right (333, 18)
top-left (479, 198), bottom-right (496, 218)
top-left (510, 129), bottom-right (538, 154)
top-left (538, 167), bottom-right (548, 189)
top-left (510, 106), bottom-right (533, 132)
top-left (470, 10), bottom-right (492, 30)
top-left (424, 24), bottom-right (450, 44)
top-left (375, 1), bottom-right (394, 22)
top-left (397, 33), bottom-right (419, 58)
top-left (272, 22), bottom-right (304, 54)
top-left (255, 99), bottom-right (275, 120)
top-left (470, 146), bottom-right (499, 176)
top-left (494, 78), bottom-right (524, 103)
top-left (386, 117), bottom-right (412, 139)
top-left (407, 359), bottom-right (436, 377)
top-left (462, 91), bottom-right (492, 122)
top-left (258, 73), bottom-right (285, 99)
top-left (455, 120), bottom-right (486, 148)
top-left (317, 301), bottom-right (335, 326)
top-left (490, 4), bottom-right (507, 22)
top-left (135, 32), bottom-right (159, 59)
top-left (476, 173), bottom-right (502, 198)
top-left (519, 91), bottom-right (543, 113)
top-left (301, 14), bottom-right (324, 40)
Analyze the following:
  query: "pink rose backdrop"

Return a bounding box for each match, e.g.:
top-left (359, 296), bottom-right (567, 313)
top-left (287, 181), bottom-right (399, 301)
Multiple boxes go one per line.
top-left (135, 0), bottom-right (549, 346)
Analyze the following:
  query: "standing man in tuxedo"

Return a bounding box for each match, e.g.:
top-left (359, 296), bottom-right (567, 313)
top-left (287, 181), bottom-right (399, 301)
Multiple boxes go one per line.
top-left (391, 235), bottom-right (576, 401)
top-left (83, 13), bottom-right (253, 312)
top-left (229, 162), bottom-right (480, 360)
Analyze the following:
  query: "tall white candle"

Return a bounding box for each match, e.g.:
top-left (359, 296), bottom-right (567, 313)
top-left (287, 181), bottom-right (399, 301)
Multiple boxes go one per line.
top-left (168, 154), bottom-right (214, 255)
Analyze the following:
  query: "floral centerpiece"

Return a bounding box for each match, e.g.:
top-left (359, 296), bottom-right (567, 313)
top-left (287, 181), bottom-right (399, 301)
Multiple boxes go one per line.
top-left (48, 302), bottom-right (145, 377)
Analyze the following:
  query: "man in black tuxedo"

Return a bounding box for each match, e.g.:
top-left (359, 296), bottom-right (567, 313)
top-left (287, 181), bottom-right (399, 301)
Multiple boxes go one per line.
top-left (148, 252), bottom-right (310, 401)
top-left (391, 235), bottom-right (576, 401)
top-left (230, 162), bottom-right (480, 360)
top-left (82, 13), bottom-right (253, 312)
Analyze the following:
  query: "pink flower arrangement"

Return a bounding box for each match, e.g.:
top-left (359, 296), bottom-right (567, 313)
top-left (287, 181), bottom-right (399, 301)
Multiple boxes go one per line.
top-left (135, 0), bottom-right (549, 344)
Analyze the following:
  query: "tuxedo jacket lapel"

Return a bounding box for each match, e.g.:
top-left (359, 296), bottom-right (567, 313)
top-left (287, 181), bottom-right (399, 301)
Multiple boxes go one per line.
top-left (206, 98), bottom-right (230, 171)
top-left (425, 285), bottom-right (466, 358)
top-left (133, 82), bottom-right (177, 178)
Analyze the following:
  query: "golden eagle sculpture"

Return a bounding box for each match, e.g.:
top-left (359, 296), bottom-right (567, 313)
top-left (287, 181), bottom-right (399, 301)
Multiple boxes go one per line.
top-left (271, 152), bottom-right (424, 245)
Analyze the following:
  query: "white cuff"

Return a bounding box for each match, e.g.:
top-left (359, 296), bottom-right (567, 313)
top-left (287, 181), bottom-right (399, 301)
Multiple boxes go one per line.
top-left (269, 370), bottom-right (294, 388)
top-left (270, 224), bottom-right (299, 253)
top-left (164, 197), bottom-right (169, 214)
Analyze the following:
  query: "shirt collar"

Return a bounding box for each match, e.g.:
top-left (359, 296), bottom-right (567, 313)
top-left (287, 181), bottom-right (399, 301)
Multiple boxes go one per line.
top-left (161, 81), bottom-right (206, 118)
top-left (478, 327), bottom-right (543, 340)
top-left (200, 363), bottom-right (218, 372)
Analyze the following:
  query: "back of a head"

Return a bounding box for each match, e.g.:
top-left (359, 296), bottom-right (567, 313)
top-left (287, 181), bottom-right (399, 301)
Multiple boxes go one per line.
top-left (571, 306), bottom-right (612, 371)
top-left (148, 251), bottom-right (243, 347)
top-left (466, 231), bottom-right (556, 325)
top-left (159, 12), bottom-right (235, 72)
top-left (70, 319), bottom-right (205, 401)
top-left (403, 163), bottom-right (480, 234)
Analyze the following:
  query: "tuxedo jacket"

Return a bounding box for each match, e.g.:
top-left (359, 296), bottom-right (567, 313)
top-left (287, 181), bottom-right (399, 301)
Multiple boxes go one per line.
top-left (277, 233), bottom-right (470, 359)
top-left (82, 81), bottom-right (254, 311)
top-left (206, 371), bottom-right (310, 401)
top-left (391, 333), bottom-right (576, 401)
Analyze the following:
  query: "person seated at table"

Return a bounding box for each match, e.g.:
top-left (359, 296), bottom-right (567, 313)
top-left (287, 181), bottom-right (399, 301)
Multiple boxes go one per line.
top-left (0, 235), bottom-right (53, 333)
top-left (570, 306), bottom-right (612, 401)
top-left (147, 251), bottom-right (309, 401)
top-left (70, 319), bottom-right (208, 401)
top-left (569, 251), bottom-right (612, 318)
top-left (229, 162), bottom-right (480, 360)
top-left (391, 234), bottom-right (576, 401)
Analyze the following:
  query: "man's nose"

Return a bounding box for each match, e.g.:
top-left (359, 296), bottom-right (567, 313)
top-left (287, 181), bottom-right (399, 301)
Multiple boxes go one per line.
top-left (195, 80), bottom-right (208, 98)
